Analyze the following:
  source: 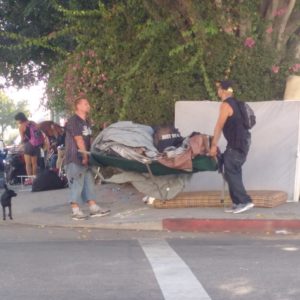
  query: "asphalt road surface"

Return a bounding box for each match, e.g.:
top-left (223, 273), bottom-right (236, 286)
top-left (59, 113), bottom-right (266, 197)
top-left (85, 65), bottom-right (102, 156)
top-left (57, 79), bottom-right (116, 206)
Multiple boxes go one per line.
top-left (0, 224), bottom-right (300, 300)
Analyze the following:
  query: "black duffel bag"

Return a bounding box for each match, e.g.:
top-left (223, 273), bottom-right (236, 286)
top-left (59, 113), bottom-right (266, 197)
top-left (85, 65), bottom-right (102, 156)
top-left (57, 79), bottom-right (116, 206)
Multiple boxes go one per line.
top-left (32, 169), bottom-right (66, 192)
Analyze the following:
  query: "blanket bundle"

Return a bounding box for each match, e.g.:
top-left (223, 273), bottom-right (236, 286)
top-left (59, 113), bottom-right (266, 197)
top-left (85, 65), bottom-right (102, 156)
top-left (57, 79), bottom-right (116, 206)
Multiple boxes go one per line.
top-left (92, 121), bottom-right (211, 172)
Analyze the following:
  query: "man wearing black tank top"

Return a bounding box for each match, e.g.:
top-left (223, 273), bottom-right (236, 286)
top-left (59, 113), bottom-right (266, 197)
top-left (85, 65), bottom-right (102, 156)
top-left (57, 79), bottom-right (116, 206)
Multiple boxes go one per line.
top-left (209, 80), bottom-right (254, 214)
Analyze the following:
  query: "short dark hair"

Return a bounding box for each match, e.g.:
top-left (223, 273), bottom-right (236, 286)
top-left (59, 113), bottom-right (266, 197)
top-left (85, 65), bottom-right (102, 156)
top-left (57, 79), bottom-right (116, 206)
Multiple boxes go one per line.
top-left (14, 112), bottom-right (28, 122)
top-left (218, 80), bottom-right (234, 91)
top-left (74, 93), bottom-right (88, 107)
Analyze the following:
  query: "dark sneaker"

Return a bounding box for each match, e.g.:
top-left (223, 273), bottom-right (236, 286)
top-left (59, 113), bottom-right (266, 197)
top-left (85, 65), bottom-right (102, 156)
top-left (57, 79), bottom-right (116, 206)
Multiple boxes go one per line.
top-left (233, 202), bottom-right (254, 214)
top-left (71, 209), bottom-right (89, 220)
top-left (224, 204), bottom-right (238, 213)
top-left (89, 204), bottom-right (111, 218)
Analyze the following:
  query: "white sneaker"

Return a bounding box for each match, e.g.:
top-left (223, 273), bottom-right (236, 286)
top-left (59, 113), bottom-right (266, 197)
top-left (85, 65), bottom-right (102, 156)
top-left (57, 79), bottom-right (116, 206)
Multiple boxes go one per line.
top-left (142, 196), bottom-right (156, 205)
top-left (72, 207), bottom-right (88, 220)
top-left (89, 204), bottom-right (111, 217)
top-left (233, 202), bottom-right (254, 214)
top-left (224, 204), bottom-right (238, 213)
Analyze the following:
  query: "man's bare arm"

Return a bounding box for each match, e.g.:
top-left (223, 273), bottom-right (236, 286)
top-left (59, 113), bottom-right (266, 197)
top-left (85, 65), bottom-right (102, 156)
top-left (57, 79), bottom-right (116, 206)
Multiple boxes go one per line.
top-left (74, 135), bottom-right (88, 165)
top-left (209, 102), bottom-right (232, 156)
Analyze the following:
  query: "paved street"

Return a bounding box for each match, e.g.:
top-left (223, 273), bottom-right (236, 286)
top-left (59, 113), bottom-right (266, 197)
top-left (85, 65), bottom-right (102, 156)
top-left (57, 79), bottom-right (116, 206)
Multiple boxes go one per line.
top-left (0, 225), bottom-right (300, 300)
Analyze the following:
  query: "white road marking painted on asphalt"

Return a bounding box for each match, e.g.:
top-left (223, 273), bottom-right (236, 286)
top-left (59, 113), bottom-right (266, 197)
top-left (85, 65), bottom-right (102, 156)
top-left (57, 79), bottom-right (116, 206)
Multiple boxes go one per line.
top-left (139, 239), bottom-right (211, 300)
top-left (282, 247), bottom-right (299, 251)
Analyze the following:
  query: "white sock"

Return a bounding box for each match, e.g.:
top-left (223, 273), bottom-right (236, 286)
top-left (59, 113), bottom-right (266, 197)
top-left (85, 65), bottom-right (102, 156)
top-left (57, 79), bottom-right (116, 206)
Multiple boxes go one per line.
top-left (72, 206), bottom-right (80, 214)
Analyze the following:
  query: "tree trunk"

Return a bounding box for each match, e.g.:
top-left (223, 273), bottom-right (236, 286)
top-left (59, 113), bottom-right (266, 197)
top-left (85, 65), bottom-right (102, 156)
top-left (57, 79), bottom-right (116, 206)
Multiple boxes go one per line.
top-left (276, 0), bottom-right (296, 52)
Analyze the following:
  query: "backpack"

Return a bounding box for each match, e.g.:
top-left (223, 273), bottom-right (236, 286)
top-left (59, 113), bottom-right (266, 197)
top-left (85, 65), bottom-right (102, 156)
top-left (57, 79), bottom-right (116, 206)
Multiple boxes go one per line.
top-left (28, 122), bottom-right (44, 147)
top-left (236, 101), bottom-right (256, 130)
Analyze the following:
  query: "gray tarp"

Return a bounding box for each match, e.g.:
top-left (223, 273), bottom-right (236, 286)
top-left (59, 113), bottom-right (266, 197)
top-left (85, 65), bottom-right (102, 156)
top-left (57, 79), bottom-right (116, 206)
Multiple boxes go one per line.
top-left (92, 121), bottom-right (158, 158)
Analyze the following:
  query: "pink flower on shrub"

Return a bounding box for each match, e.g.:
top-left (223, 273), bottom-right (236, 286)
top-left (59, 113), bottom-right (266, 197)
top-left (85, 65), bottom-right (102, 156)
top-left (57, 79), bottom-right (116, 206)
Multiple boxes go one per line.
top-left (274, 7), bottom-right (287, 17)
top-left (244, 37), bottom-right (255, 48)
top-left (271, 65), bottom-right (280, 74)
top-left (290, 63), bottom-right (300, 73)
top-left (100, 73), bottom-right (107, 81)
top-left (266, 27), bottom-right (273, 34)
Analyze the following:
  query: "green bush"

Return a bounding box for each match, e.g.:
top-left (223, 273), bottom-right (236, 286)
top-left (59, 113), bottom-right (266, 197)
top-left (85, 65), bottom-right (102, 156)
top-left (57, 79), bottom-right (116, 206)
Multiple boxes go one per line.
top-left (45, 1), bottom-right (300, 126)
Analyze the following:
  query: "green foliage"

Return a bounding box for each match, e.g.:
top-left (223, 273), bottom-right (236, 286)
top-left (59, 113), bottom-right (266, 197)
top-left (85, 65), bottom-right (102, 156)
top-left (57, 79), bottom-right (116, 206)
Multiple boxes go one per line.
top-left (46, 1), bottom-right (206, 126)
top-left (0, 0), bottom-right (99, 86)
top-left (1, 0), bottom-right (300, 127)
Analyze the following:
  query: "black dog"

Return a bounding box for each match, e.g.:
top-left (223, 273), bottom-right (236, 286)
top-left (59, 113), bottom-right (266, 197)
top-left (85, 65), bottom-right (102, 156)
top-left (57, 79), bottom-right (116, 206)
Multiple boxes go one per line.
top-left (1, 184), bottom-right (17, 220)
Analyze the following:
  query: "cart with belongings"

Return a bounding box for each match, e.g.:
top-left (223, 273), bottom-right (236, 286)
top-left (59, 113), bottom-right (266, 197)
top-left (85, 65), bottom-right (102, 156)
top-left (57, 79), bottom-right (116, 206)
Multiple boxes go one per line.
top-left (88, 121), bottom-right (219, 201)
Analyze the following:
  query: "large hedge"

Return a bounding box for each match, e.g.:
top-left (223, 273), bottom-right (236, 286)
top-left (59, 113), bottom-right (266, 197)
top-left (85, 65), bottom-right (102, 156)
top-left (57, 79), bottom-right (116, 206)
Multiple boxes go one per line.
top-left (1, 0), bottom-right (300, 127)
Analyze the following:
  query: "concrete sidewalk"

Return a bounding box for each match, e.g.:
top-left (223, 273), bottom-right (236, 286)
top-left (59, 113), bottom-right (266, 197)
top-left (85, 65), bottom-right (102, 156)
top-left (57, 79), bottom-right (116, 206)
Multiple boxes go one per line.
top-left (4, 183), bottom-right (300, 234)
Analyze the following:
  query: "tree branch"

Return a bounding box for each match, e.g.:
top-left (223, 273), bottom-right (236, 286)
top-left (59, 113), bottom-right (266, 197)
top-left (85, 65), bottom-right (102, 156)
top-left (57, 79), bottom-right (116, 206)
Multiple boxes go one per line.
top-left (284, 10), bottom-right (300, 36)
top-left (276, 0), bottom-right (296, 52)
top-left (262, 0), bottom-right (280, 44)
top-left (281, 17), bottom-right (300, 49)
top-left (265, 0), bottom-right (280, 22)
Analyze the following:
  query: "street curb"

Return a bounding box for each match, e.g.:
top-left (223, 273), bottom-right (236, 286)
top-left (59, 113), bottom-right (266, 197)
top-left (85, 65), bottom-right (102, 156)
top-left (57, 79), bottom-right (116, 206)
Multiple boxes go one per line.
top-left (162, 218), bottom-right (300, 233)
top-left (10, 221), bottom-right (163, 231)
top-left (7, 218), bottom-right (300, 234)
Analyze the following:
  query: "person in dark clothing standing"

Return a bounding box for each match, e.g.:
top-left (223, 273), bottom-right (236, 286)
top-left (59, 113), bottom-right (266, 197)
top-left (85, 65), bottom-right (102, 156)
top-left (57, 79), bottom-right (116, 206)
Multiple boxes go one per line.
top-left (65, 95), bottom-right (110, 220)
top-left (209, 80), bottom-right (254, 214)
top-left (14, 112), bottom-right (41, 184)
